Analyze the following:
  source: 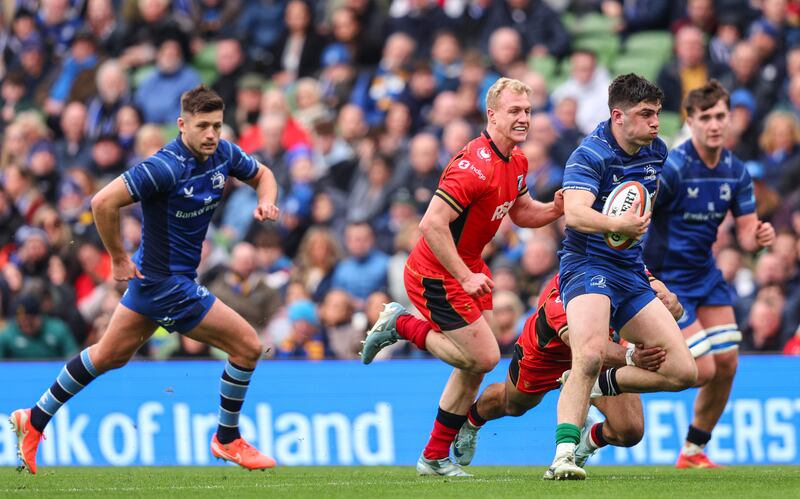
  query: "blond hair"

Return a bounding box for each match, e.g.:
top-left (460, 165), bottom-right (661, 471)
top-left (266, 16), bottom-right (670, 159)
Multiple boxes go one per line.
top-left (485, 77), bottom-right (532, 111)
top-left (759, 111), bottom-right (800, 154)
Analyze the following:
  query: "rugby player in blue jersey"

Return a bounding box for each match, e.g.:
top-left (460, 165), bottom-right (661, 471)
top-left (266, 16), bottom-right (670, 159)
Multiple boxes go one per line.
top-left (10, 86), bottom-right (280, 473)
top-left (644, 81), bottom-right (775, 469)
top-left (549, 74), bottom-right (697, 480)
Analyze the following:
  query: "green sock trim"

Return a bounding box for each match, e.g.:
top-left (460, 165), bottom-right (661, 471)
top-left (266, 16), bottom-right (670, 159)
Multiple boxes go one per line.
top-left (556, 423), bottom-right (581, 445)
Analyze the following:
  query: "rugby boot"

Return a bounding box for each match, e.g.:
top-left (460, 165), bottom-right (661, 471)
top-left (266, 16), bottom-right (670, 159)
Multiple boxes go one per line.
top-left (211, 433), bottom-right (276, 470)
top-left (547, 445), bottom-right (586, 480)
top-left (416, 454), bottom-right (473, 477)
top-left (9, 409), bottom-right (44, 474)
top-left (676, 450), bottom-right (722, 469)
top-left (360, 302), bottom-right (406, 364)
top-left (574, 414), bottom-right (602, 467)
top-left (452, 421), bottom-right (481, 466)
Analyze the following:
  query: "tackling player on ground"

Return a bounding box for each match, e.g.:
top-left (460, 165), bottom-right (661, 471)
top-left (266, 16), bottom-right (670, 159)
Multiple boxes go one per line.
top-left (450, 273), bottom-right (683, 477)
top-left (643, 80), bottom-right (775, 468)
top-left (9, 86), bottom-right (280, 473)
top-left (550, 74), bottom-right (697, 480)
top-left (360, 78), bottom-right (563, 476)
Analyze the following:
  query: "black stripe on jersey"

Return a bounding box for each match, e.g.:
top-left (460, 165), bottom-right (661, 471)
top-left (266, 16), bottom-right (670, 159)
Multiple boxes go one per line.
top-left (535, 303), bottom-right (559, 349)
top-left (508, 343), bottom-right (523, 386)
top-left (482, 130), bottom-right (509, 162)
top-left (435, 188), bottom-right (464, 214)
top-left (422, 277), bottom-right (468, 331)
top-left (448, 205), bottom-right (470, 245)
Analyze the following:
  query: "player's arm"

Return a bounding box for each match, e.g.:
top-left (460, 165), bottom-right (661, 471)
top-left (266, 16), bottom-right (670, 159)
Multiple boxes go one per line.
top-left (563, 189), bottom-right (650, 238)
top-left (419, 197), bottom-right (493, 298)
top-left (243, 163), bottom-right (280, 222)
top-left (734, 213), bottom-right (775, 252)
top-left (560, 327), bottom-right (665, 371)
top-left (508, 189), bottom-right (564, 228)
top-left (91, 176), bottom-right (143, 281)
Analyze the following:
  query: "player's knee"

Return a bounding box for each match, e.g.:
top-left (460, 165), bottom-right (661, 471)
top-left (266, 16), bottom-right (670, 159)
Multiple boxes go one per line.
top-left (469, 350), bottom-right (500, 374)
top-left (616, 421), bottom-right (645, 447)
top-left (668, 363), bottom-right (697, 391)
top-left (695, 359), bottom-right (716, 387)
top-left (504, 401), bottom-right (529, 417)
top-left (239, 335), bottom-right (263, 364)
top-left (573, 350), bottom-right (604, 378)
top-left (714, 354), bottom-right (738, 380)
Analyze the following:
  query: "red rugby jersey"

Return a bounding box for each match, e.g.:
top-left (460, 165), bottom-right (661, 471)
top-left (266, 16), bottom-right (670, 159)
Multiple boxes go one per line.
top-left (409, 130), bottom-right (529, 271)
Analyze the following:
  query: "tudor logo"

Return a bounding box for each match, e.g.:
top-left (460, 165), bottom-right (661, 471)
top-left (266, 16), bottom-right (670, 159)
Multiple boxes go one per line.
top-left (478, 147), bottom-right (491, 160)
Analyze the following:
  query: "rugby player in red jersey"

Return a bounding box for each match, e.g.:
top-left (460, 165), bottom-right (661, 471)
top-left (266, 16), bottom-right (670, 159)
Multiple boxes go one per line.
top-left (451, 273), bottom-right (684, 478)
top-left (360, 78), bottom-right (564, 476)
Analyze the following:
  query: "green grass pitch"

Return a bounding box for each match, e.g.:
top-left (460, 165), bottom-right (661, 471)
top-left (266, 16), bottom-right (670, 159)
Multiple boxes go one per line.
top-left (2, 466), bottom-right (798, 497)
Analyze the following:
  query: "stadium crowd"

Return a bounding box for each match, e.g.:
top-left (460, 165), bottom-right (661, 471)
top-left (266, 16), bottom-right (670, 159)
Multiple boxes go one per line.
top-left (1, 0), bottom-right (800, 360)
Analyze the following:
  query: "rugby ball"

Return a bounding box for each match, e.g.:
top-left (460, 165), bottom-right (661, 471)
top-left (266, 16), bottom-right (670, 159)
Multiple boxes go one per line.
top-left (602, 181), bottom-right (651, 250)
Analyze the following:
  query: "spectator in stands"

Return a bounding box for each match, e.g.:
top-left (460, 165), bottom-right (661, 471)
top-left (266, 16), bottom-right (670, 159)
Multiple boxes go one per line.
top-left (518, 235), bottom-right (559, 305)
top-left (346, 153), bottom-right (393, 223)
top-left (350, 31), bottom-right (416, 127)
top-left (758, 111), bottom-right (800, 190)
top-left (211, 38), bottom-right (247, 118)
top-left (318, 288), bottom-right (361, 359)
top-left (274, 299), bottom-right (326, 360)
top-left (478, 0), bottom-right (570, 58)
top-left (601, 0), bottom-right (672, 36)
top-left (552, 49), bottom-right (611, 134)
top-left (27, 140), bottom-right (59, 204)
top-left (487, 27), bottom-right (523, 77)
top-left (3, 9), bottom-right (40, 73)
top-left (402, 132), bottom-right (441, 215)
top-left (36, 0), bottom-right (83, 59)
top-left (709, 13), bottom-right (742, 66)
top-left (657, 25), bottom-right (717, 114)
top-left (54, 101), bottom-right (91, 170)
top-left (492, 290), bottom-right (525, 354)
top-left (85, 59), bottom-right (131, 140)
top-left (268, 0), bottom-right (323, 84)
top-left (398, 62), bottom-right (437, 134)
top-left (719, 40), bottom-right (780, 123)
top-left (119, 0), bottom-right (191, 69)
top-left (73, 238), bottom-right (111, 307)
top-left (293, 78), bottom-right (329, 133)
top-left (11, 226), bottom-right (51, 281)
top-left (87, 133), bottom-right (125, 184)
top-left (341, 0), bottom-right (388, 66)
top-left (522, 140), bottom-right (562, 202)
top-left (671, 0), bottom-right (717, 36)
top-left (0, 189), bottom-right (24, 252)
top-left (3, 165), bottom-right (45, 224)
top-left (17, 37), bottom-right (49, 107)
top-left (207, 242), bottom-right (281, 331)
top-left (43, 31), bottom-right (99, 118)
top-left (0, 292), bottom-right (78, 359)
top-left (291, 227), bottom-right (343, 302)
top-left (229, 73), bottom-right (264, 137)
top-left (388, 0), bottom-right (454, 58)
top-left (331, 222), bottom-right (389, 303)
top-left (439, 119), bottom-right (473, 168)
top-left (725, 88), bottom-right (760, 160)
top-left (0, 72), bottom-right (29, 131)
top-left (85, 0), bottom-right (124, 57)
top-left (529, 112), bottom-right (573, 168)
top-left (190, 0), bottom-right (241, 40)
top-left (134, 35), bottom-right (201, 124)
top-left (318, 43), bottom-right (357, 112)
top-left (741, 286), bottom-right (786, 352)
top-left (310, 118), bottom-right (356, 189)
top-left (430, 31), bottom-right (463, 93)
top-left (116, 104), bottom-right (144, 161)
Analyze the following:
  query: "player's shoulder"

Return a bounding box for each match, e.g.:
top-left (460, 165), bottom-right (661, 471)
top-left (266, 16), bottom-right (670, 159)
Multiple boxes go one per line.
top-left (665, 139), bottom-right (693, 171)
top-left (150, 140), bottom-right (190, 171)
top-left (573, 124), bottom-right (616, 164)
top-left (648, 136), bottom-right (669, 161)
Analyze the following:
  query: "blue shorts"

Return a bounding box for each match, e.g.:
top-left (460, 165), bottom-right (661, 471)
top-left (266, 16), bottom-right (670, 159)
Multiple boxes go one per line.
top-left (559, 253), bottom-right (655, 332)
top-left (120, 275), bottom-right (217, 333)
top-left (656, 267), bottom-right (739, 355)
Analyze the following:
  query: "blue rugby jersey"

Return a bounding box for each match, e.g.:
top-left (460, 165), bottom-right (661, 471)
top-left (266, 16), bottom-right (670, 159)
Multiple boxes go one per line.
top-left (643, 139), bottom-right (755, 276)
top-left (561, 120), bottom-right (667, 267)
top-left (122, 136), bottom-right (259, 279)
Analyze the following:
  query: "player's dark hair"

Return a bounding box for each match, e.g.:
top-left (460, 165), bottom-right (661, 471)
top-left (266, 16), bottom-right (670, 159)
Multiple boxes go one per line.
top-left (180, 85), bottom-right (224, 115)
top-left (683, 79), bottom-right (730, 117)
top-left (607, 74), bottom-right (664, 112)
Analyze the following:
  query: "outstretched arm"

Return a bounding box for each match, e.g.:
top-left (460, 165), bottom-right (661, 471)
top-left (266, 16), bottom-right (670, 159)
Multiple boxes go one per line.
top-left (244, 163), bottom-right (280, 222)
top-left (508, 189), bottom-right (564, 228)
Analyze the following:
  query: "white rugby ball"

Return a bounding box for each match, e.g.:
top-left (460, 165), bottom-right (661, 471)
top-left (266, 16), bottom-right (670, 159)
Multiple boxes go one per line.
top-left (602, 180), bottom-right (651, 250)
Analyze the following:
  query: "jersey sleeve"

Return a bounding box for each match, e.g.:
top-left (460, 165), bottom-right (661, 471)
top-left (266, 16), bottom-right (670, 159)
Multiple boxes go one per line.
top-left (435, 154), bottom-right (489, 214)
top-left (561, 144), bottom-right (603, 196)
top-left (226, 140), bottom-right (260, 181)
top-left (122, 154), bottom-right (180, 202)
top-left (731, 161), bottom-right (756, 217)
top-left (655, 152), bottom-right (682, 209)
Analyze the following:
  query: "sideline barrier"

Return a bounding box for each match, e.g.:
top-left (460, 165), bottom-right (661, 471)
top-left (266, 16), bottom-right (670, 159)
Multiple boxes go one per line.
top-left (1, 356), bottom-right (798, 466)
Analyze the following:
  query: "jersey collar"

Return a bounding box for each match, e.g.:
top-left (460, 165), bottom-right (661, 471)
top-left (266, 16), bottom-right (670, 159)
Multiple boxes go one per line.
top-left (482, 130), bottom-right (509, 163)
top-left (601, 119), bottom-right (633, 158)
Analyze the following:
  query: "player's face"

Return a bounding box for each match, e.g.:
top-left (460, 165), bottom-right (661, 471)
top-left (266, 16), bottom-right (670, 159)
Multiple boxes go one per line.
top-left (489, 89), bottom-right (532, 145)
top-left (616, 101), bottom-right (661, 147)
top-left (687, 99), bottom-right (730, 150)
top-left (179, 110), bottom-right (223, 159)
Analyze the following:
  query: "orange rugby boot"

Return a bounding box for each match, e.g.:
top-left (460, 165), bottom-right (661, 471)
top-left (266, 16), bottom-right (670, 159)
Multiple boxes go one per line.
top-left (211, 433), bottom-right (276, 470)
top-left (9, 409), bottom-right (44, 474)
top-left (676, 451), bottom-right (722, 469)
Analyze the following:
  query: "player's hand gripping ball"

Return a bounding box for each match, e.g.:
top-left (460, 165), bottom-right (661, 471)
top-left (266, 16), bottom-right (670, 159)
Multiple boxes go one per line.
top-left (602, 180), bottom-right (651, 250)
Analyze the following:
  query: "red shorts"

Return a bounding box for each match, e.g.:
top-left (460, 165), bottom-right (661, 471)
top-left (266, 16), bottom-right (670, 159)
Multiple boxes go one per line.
top-left (509, 343), bottom-right (571, 395)
top-left (403, 258), bottom-right (492, 332)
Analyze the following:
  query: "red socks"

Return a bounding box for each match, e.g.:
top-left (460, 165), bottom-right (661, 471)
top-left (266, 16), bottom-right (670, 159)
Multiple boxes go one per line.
top-left (396, 314), bottom-right (431, 351)
top-left (422, 408), bottom-right (467, 460)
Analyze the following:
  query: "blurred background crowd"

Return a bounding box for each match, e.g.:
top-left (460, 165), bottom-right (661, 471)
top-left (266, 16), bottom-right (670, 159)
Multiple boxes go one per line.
top-left (1, 0), bottom-right (800, 360)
